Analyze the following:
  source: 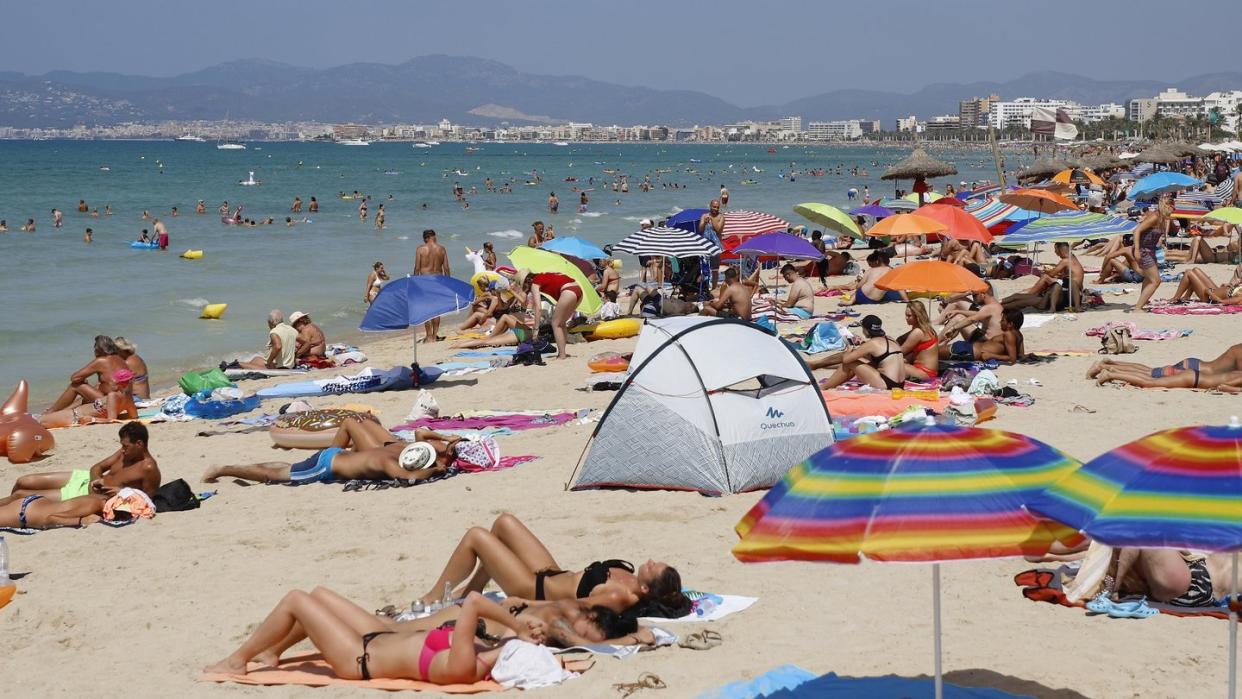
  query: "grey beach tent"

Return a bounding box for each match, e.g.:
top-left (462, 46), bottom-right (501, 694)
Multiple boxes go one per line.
top-left (570, 317), bottom-right (833, 495)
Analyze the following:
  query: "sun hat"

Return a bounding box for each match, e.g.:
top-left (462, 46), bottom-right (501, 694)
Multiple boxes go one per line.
top-left (861, 315), bottom-right (885, 337)
top-left (515, 269), bottom-right (531, 287)
top-left (288, 311), bottom-right (309, 325)
top-left (398, 442), bottom-right (437, 471)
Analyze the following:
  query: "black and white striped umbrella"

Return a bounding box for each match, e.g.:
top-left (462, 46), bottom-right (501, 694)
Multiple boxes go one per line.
top-left (613, 226), bottom-right (722, 257)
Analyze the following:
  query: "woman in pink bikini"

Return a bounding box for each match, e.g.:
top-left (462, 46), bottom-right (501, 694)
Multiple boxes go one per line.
top-left (205, 589), bottom-right (545, 684)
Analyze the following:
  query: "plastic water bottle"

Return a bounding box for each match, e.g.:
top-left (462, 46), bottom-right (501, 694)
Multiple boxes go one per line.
top-left (0, 535), bottom-right (8, 583)
top-left (441, 581), bottom-right (453, 606)
top-left (693, 597), bottom-right (718, 618)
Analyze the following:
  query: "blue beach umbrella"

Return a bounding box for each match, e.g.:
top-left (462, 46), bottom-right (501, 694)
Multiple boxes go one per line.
top-left (1128, 172), bottom-right (1203, 200)
top-left (848, 204), bottom-right (895, 219)
top-left (361, 275), bottom-right (476, 331)
top-left (666, 208), bottom-right (708, 233)
top-left (542, 236), bottom-right (607, 260)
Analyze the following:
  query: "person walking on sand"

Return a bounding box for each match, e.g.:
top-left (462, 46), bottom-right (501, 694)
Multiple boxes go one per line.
top-left (1131, 195), bottom-right (1173, 312)
top-left (414, 230), bottom-right (450, 342)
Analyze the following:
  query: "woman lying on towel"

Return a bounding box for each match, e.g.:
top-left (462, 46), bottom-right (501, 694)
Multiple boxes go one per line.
top-left (451, 313), bottom-right (535, 349)
top-left (0, 493), bottom-right (106, 529)
top-left (1093, 367), bottom-right (1242, 392)
top-left (248, 591), bottom-right (647, 669)
top-left (1168, 266), bottom-right (1242, 305)
top-left (1087, 342), bottom-right (1242, 383)
top-left (205, 588), bottom-right (544, 683)
top-left (417, 513), bottom-right (691, 619)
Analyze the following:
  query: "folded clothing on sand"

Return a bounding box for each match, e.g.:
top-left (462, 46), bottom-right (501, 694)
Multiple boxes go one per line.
top-left (1085, 320), bottom-right (1191, 341)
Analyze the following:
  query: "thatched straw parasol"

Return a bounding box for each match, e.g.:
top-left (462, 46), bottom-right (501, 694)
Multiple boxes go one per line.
top-left (1017, 157), bottom-right (1071, 182)
top-left (1080, 153), bottom-right (1128, 172)
top-left (1163, 142), bottom-right (1207, 157)
top-left (881, 148), bottom-right (958, 205)
top-left (1133, 145), bottom-right (1185, 165)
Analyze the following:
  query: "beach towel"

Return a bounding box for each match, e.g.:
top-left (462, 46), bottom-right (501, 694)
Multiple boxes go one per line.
top-left (554, 627), bottom-right (677, 659)
top-left (751, 297), bottom-right (819, 323)
top-left (455, 348), bottom-right (519, 358)
top-left (223, 367), bottom-right (309, 380)
top-left (1149, 303), bottom-right (1242, 315)
top-left (757, 672), bottom-right (1032, 698)
top-left (822, 390), bottom-right (950, 419)
top-left (1085, 321), bottom-right (1191, 341)
top-left (644, 592), bottom-right (757, 623)
top-left (1014, 568), bottom-right (1241, 621)
top-left (697, 665), bottom-right (818, 699)
top-left (393, 412), bottom-right (580, 433)
top-left (198, 651), bottom-right (590, 692)
top-left (256, 366), bottom-right (428, 399)
top-left (1019, 313), bottom-right (1058, 329)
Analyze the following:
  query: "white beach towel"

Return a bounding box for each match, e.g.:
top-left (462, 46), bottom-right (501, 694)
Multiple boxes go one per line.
top-left (491, 640), bottom-right (578, 689)
top-left (644, 594), bottom-right (758, 623)
top-left (553, 627), bottom-right (677, 658)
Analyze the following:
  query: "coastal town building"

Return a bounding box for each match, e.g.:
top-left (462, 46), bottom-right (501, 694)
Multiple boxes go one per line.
top-left (806, 120), bottom-right (863, 140)
top-left (959, 94), bottom-right (999, 128)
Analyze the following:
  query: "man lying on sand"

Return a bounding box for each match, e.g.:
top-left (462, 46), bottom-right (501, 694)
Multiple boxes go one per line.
top-left (2, 423), bottom-right (158, 506)
top-left (202, 416), bottom-right (458, 484)
top-left (938, 308), bottom-right (1025, 363)
top-left (1087, 342), bottom-right (1242, 389)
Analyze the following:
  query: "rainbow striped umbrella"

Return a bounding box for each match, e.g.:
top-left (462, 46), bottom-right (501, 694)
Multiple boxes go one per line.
top-left (1026, 419), bottom-right (1242, 697)
top-left (734, 419), bottom-right (1083, 699)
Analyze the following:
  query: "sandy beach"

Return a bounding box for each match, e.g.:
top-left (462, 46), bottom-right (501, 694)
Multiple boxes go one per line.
top-left (2, 252), bottom-right (1239, 699)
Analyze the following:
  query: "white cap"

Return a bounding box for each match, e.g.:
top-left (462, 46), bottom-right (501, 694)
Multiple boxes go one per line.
top-left (288, 311), bottom-right (308, 325)
top-left (640, 218), bottom-right (653, 227)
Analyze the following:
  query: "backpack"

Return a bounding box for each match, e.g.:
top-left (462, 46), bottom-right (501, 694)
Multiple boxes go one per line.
top-left (1099, 326), bottom-right (1137, 355)
top-left (152, 479), bottom-right (200, 512)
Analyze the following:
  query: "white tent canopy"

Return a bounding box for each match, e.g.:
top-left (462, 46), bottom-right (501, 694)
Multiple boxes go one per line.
top-left (571, 318), bottom-right (833, 495)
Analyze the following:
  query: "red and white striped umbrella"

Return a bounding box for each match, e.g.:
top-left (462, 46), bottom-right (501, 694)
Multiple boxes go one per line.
top-left (722, 210), bottom-right (790, 237)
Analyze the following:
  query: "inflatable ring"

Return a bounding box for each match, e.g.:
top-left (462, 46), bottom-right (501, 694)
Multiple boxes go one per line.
top-left (588, 352), bottom-right (630, 373)
top-left (470, 270), bottom-right (507, 295)
top-left (269, 409), bottom-right (378, 449)
top-left (200, 303), bottom-right (227, 319)
top-left (587, 318), bottom-right (641, 340)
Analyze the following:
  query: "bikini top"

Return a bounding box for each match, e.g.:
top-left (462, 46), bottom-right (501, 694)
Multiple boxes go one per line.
top-left (871, 338), bottom-right (903, 364)
top-left (577, 559), bottom-right (634, 599)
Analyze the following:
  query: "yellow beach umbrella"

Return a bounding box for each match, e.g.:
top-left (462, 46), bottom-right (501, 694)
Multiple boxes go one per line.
top-left (793, 202), bottom-right (863, 239)
top-left (508, 246), bottom-right (602, 315)
top-left (1201, 207), bottom-right (1242, 225)
top-left (902, 191), bottom-right (943, 203)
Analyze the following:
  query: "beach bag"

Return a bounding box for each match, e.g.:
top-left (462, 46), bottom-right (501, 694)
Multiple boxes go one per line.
top-left (1099, 326), bottom-right (1137, 355)
top-left (178, 368), bottom-right (233, 396)
top-left (453, 436), bottom-right (502, 472)
top-left (405, 389), bottom-right (440, 421)
top-left (512, 342), bottom-right (546, 366)
top-left (152, 479), bottom-right (200, 512)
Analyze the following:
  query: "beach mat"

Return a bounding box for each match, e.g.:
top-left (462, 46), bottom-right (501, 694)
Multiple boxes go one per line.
top-left (758, 671), bottom-right (1031, 698)
top-left (644, 592), bottom-right (757, 623)
top-left (822, 390), bottom-right (949, 419)
top-left (199, 652), bottom-right (501, 692)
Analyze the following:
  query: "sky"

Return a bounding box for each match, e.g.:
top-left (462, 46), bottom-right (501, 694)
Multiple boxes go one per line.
top-left (6, 0), bottom-right (1237, 106)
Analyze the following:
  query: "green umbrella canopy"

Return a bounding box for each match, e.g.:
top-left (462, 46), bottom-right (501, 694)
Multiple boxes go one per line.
top-left (794, 202), bottom-right (864, 239)
top-left (508, 246), bottom-right (603, 315)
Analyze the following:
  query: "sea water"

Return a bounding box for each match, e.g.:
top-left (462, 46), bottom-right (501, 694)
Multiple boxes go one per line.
top-left (0, 140), bottom-right (1000, 403)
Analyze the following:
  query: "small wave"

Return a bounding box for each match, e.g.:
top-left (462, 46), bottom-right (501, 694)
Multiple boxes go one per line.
top-left (175, 298), bottom-right (210, 308)
top-left (579, 211), bottom-right (605, 218)
top-left (488, 230), bottom-right (524, 239)
top-left (397, 236), bottom-right (409, 240)
top-left (621, 215), bottom-right (646, 222)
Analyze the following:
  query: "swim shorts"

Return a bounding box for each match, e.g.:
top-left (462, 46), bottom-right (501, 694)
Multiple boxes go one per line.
top-left (288, 447), bottom-right (340, 484)
top-left (949, 341), bottom-right (974, 361)
top-left (854, 290), bottom-right (902, 305)
top-left (789, 307), bottom-right (813, 319)
top-left (60, 469), bottom-right (92, 500)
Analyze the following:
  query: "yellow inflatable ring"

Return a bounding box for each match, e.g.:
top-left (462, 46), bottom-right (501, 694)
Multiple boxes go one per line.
top-left (181, 249), bottom-right (204, 259)
top-left (587, 318), bottom-right (641, 340)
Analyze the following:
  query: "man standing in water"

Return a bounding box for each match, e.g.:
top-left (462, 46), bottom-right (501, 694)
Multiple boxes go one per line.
top-left (414, 229), bottom-right (450, 343)
top-left (153, 218), bottom-right (169, 251)
top-left (52, 208), bottom-right (63, 228)
top-left (719, 184), bottom-right (729, 208)
top-left (548, 192), bottom-right (559, 214)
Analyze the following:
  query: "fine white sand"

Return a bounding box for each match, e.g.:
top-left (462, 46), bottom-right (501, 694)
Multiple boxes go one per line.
top-left (2, 257), bottom-right (1239, 699)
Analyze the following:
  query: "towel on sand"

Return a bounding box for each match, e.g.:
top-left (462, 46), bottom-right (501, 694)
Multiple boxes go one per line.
top-left (1085, 320), bottom-right (1191, 341)
top-left (1149, 303), bottom-right (1242, 315)
top-left (199, 652), bottom-right (592, 692)
top-left (644, 592), bottom-right (758, 623)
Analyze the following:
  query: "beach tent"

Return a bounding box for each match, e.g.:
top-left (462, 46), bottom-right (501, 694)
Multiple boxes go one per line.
top-left (570, 317), bottom-right (833, 495)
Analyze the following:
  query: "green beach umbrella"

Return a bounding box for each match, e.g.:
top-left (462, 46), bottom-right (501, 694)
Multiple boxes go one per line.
top-left (1202, 207), bottom-right (1242, 225)
top-left (508, 246), bottom-right (602, 315)
top-left (793, 202), bottom-right (863, 239)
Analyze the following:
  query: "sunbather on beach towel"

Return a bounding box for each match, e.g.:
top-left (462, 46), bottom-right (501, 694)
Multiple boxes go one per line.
top-left (1094, 367), bottom-right (1242, 392)
top-left (251, 591), bottom-right (647, 668)
top-left (452, 312), bottom-right (534, 349)
top-left (938, 309), bottom-right (1025, 364)
top-left (417, 513), bottom-right (692, 620)
top-left (2, 423), bottom-right (159, 507)
top-left (1087, 342), bottom-right (1242, 385)
top-left (1097, 548), bottom-right (1235, 608)
top-left (204, 588), bottom-right (546, 684)
top-left (0, 493), bottom-right (107, 530)
top-left (202, 417), bottom-right (459, 484)
top-left (1169, 267), bottom-right (1242, 305)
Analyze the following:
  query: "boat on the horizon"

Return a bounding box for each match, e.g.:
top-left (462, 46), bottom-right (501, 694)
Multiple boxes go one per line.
top-left (337, 138), bottom-right (370, 146)
top-left (176, 135), bottom-right (206, 142)
top-left (553, 141), bottom-right (569, 147)
top-left (412, 142), bottom-right (433, 148)
top-left (217, 142), bottom-right (246, 150)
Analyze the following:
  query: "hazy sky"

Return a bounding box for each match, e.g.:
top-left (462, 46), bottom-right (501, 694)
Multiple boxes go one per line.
top-left (6, 0), bottom-right (1236, 106)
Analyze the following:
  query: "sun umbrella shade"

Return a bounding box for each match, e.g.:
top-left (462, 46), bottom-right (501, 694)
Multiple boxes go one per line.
top-left (793, 203), bottom-right (863, 239)
top-left (1000, 188), bottom-right (1079, 214)
top-left (879, 198), bottom-right (918, 212)
top-left (1027, 422), bottom-right (1242, 552)
top-left (1203, 207), bottom-right (1242, 225)
top-left (613, 225), bottom-right (722, 259)
top-left (1052, 168), bottom-right (1105, 186)
top-left (903, 191), bottom-right (944, 203)
top-left (964, 198), bottom-right (1020, 228)
top-left (997, 216), bottom-right (1136, 247)
top-left (1133, 145), bottom-right (1186, 165)
top-left (665, 208), bottom-right (708, 233)
top-left (542, 236), bottom-right (607, 260)
top-left (876, 261), bottom-right (987, 295)
top-left (733, 422), bottom-right (1084, 563)
top-left (912, 204), bottom-right (993, 243)
top-left (881, 148), bottom-right (958, 181)
top-left (734, 232), bottom-right (823, 259)
top-left (508, 246), bottom-right (603, 314)
top-left (722, 210), bottom-right (791, 237)
top-left (867, 214), bottom-right (947, 239)
top-left (928, 196), bottom-right (965, 208)
top-left (1017, 157), bottom-right (1071, 182)
top-left (1129, 172), bottom-right (1204, 200)
top-left (849, 204), bottom-right (894, 219)
top-left (360, 275), bottom-right (476, 330)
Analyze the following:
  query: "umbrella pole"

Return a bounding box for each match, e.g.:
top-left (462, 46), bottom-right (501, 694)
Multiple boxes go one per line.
top-left (932, 562), bottom-right (944, 699)
top-left (1230, 550), bottom-right (1238, 699)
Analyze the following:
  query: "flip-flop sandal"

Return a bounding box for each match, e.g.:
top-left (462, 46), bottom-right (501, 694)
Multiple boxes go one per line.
top-left (678, 630), bottom-right (722, 651)
top-left (1070, 404), bottom-right (1096, 413)
top-left (613, 673), bottom-right (666, 698)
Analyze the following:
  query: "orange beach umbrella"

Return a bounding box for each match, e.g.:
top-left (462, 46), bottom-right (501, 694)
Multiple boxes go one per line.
top-left (876, 260), bottom-right (988, 296)
top-left (999, 188), bottom-right (1078, 214)
top-left (911, 204), bottom-right (993, 243)
top-left (866, 214), bottom-right (948, 239)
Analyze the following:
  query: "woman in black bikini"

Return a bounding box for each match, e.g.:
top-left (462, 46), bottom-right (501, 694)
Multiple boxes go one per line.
top-left (1102, 549), bottom-right (1234, 608)
top-left (418, 514), bottom-right (691, 618)
top-left (818, 314), bottom-right (906, 390)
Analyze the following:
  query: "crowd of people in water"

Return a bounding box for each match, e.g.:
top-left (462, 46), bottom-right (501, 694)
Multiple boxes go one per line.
top-left (7, 143), bottom-right (1242, 688)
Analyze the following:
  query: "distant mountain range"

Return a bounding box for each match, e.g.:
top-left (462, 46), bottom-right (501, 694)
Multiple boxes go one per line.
top-left (2, 56), bottom-right (1240, 129)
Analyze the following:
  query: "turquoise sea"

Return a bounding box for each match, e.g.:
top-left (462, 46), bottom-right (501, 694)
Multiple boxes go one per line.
top-left (0, 140), bottom-right (1004, 404)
